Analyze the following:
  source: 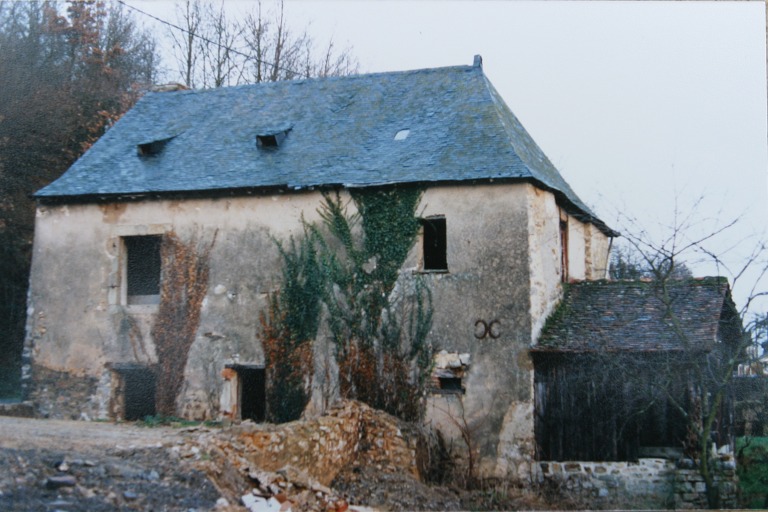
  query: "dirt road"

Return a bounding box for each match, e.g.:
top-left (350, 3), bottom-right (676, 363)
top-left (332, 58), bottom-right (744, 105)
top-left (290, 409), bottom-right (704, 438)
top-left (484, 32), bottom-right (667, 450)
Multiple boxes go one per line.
top-left (0, 416), bottom-right (183, 451)
top-left (0, 416), bottom-right (221, 511)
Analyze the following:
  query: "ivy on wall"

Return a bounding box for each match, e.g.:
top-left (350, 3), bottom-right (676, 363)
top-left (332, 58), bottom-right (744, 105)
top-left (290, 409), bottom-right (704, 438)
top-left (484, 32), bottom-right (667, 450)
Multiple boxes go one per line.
top-left (151, 231), bottom-right (215, 416)
top-left (261, 230), bottom-right (323, 423)
top-left (264, 186), bottom-right (434, 422)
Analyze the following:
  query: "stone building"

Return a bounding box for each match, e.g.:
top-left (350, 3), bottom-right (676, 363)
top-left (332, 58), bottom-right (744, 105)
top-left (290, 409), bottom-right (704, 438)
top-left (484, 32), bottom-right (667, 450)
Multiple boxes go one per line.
top-left (26, 56), bottom-right (618, 481)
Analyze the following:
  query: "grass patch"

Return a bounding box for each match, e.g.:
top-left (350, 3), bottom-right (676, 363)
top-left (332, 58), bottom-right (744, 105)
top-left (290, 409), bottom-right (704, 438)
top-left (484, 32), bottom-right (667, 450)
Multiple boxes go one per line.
top-left (737, 436), bottom-right (768, 508)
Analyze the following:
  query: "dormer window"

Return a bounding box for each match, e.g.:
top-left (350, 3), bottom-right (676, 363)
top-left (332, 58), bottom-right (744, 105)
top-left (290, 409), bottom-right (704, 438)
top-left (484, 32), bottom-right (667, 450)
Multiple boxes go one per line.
top-left (137, 137), bottom-right (173, 157)
top-left (256, 128), bottom-right (291, 149)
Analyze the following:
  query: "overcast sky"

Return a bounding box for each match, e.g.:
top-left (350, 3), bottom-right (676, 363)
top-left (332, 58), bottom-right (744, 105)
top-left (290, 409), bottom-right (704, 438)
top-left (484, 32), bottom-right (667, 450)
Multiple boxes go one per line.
top-left (126, 0), bottom-right (768, 311)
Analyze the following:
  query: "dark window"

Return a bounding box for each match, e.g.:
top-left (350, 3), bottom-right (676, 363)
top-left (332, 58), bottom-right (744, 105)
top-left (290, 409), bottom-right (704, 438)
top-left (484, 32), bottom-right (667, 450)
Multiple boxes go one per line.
top-left (422, 217), bottom-right (447, 271)
top-left (438, 377), bottom-right (464, 393)
top-left (560, 218), bottom-right (569, 282)
top-left (137, 138), bottom-right (171, 156)
top-left (125, 235), bottom-right (162, 305)
top-left (256, 129), bottom-right (289, 148)
top-left (257, 134), bottom-right (278, 147)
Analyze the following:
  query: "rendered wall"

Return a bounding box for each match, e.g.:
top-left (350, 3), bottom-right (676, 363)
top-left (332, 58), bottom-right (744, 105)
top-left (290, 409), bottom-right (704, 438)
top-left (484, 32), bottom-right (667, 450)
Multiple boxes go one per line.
top-left (25, 191), bottom-right (329, 419)
top-left (25, 181), bottom-right (613, 481)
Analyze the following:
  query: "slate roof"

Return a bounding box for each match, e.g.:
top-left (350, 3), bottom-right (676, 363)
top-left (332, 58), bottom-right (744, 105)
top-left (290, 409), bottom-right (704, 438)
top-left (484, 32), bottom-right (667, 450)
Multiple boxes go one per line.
top-left (535, 277), bottom-right (740, 352)
top-left (36, 57), bottom-right (614, 235)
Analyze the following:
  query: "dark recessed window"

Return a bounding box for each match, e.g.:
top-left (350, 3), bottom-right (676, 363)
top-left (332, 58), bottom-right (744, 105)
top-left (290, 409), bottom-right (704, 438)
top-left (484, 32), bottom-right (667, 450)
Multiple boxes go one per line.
top-left (137, 138), bottom-right (172, 157)
top-left (124, 235), bottom-right (162, 305)
top-left (422, 217), bottom-right (447, 271)
top-left (560, 217), bottom-right (569, 283)
top-left (438, 377), bottom-right (464, 393)
top-left (256, 129), bottom-right (290, 149)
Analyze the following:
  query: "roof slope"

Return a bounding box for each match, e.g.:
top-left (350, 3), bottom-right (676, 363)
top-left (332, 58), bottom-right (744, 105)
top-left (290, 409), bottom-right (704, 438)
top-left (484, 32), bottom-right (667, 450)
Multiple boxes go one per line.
top-left (535, 277), bottom-right (739, 352)
top-left (36, 58), bottom-right (609, 232)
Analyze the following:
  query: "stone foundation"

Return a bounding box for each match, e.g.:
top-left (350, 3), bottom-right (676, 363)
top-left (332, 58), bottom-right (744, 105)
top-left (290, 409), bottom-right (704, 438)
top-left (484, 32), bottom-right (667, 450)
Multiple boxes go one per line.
top-left (29, 365), bottom-right (100, 420)
top-left (0, 401), bottom-right (35, 418)
top-left (540, 458), bottom-right (739, 509)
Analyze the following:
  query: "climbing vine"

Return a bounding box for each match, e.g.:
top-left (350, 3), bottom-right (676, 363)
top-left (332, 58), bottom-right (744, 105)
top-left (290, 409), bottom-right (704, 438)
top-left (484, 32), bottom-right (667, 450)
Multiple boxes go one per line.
top-left (261, 231), bottom-right (323, 423)
top-left (152, 231), bottom-right (215, 416)
top-left (262, 186), bottom-right (433, 422)
top-left (321, 188), bottom-right (433, 421)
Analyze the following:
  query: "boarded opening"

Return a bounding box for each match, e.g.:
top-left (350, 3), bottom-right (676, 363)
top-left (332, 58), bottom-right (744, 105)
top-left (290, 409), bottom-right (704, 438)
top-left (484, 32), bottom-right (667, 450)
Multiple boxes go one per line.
top-left (422, 217), bottom-right (447, 271)
top-left (237, 367), bottom-right (266, 422)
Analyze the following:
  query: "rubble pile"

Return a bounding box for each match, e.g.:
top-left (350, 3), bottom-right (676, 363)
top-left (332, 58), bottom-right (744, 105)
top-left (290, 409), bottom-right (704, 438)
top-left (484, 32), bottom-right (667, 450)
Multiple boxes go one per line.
top-left (188, 400), bottom-right (419, 511)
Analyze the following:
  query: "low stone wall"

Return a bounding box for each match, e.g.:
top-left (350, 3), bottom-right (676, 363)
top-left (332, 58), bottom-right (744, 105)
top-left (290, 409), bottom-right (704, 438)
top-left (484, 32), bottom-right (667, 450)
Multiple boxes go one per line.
top-left (29, 365), bottom-right (101, 420)
top-left (0, 401), bottom-right (35, 418)
top-left (540, 458), bottom-right (739, 509)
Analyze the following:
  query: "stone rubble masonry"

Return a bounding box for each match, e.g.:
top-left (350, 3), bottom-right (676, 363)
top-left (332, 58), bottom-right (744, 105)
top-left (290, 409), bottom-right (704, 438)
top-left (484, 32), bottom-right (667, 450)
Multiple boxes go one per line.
top-left (193, 400), bottom-right (419, 503)
top-left (540, 458), bottom-right (739, 509)
top-left (28, 365), bottom-right (100, 420)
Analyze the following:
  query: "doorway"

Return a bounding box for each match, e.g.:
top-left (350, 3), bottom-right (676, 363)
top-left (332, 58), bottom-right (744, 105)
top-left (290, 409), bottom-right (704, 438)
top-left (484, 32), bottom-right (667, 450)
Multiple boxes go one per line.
top-left (111, 363), bottom-right (156, 421)
top-left (228, 365), bottom-right (265, 422)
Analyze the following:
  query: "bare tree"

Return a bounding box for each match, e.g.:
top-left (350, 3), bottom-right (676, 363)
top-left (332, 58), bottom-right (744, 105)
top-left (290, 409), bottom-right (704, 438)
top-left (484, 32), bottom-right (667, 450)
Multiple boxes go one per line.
top-left (199, 1), bottom-right (243, 88)
top-left (615, 204), bottom-right (768, 508)
top-left (169, 0), bottom-right (202, 88)
top-left (170, 0), bottom-right (358, 89)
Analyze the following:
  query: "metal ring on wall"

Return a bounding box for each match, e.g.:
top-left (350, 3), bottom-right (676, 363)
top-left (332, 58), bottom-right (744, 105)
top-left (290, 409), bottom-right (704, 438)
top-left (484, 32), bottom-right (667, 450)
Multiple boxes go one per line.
top-left (474, 319), bottom-right (488, 339)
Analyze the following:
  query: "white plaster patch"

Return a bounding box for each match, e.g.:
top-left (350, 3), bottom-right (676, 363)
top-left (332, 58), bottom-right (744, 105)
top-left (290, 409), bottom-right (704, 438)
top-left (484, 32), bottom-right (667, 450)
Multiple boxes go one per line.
top-left (496, 401), bottom-right (534, 479)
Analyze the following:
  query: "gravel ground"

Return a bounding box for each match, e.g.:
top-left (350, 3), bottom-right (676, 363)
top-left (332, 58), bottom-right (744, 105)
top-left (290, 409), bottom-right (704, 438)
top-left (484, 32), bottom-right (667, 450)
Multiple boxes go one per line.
top-left (0, 417), bottom-right (221, 511)
top-left (0, 416), bottom-right (566, 511)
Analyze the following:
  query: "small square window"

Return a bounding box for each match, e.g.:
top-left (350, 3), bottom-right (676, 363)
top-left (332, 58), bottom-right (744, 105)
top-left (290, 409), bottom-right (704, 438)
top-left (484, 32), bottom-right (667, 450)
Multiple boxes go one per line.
top-left (256, 128), bottom-right (290, 149)
top-left (124, 235), bottom-right (162, 305)
top-left (438, 377), bottom-right (464, 393)
top-left (422, 217), bottom-right (447, 271)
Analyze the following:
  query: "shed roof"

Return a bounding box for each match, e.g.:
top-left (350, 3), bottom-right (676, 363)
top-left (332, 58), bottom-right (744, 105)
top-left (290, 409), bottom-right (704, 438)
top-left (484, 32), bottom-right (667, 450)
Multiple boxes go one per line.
top-left (535, 277), bottom-right (740, 352)
top-left (36, 57), bottom-right (613, 234)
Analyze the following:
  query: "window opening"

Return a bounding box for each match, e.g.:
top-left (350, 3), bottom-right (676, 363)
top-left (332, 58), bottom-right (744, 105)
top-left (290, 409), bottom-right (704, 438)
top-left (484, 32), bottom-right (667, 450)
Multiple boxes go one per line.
top-left (256, 128), bottom-right (290, 149)
top-left (438, 377), bottom-right (464, 393)
top-left (125, 235), bottom-right (162, 305)
top-left (559, 214), bottom-right (569, 282)
top-left (137, 137), bottom-right (172, 156)
top-left (237, 367), bottom-right (266, 422)
top-left (431, 351), bottom-right (469, 395)
top-left (422, 217), bottom-right (447, 271)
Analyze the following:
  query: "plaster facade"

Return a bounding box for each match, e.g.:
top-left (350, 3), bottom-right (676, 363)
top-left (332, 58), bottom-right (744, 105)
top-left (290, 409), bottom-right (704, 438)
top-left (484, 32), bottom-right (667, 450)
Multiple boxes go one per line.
top-left (25, 181), bottom-right (611, 479)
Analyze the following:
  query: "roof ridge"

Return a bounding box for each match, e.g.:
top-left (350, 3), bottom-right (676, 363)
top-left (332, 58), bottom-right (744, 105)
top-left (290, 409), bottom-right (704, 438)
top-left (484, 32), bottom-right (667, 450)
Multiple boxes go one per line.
top-left (145, 63), bottom-right (480, 98)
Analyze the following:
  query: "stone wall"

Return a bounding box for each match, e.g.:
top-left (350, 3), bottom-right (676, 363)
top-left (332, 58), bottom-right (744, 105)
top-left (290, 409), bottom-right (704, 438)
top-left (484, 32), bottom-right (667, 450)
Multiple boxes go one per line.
top-left (28, 365), bottom-right (102, 420)
top-left (539, 459), bottom-right (739, 509)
